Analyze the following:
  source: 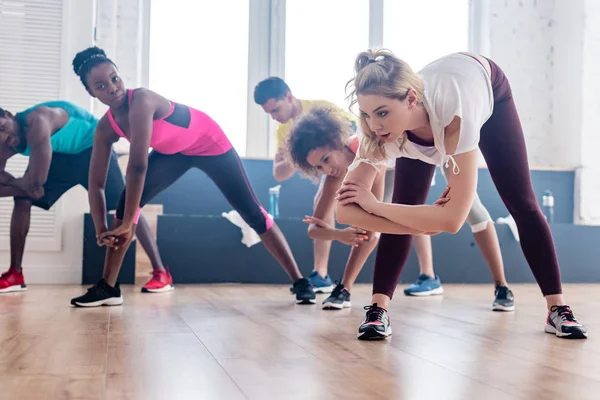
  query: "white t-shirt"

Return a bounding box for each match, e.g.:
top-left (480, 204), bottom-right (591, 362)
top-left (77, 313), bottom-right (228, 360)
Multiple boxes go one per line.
top-left (351, 53), bottom-right (494, 176)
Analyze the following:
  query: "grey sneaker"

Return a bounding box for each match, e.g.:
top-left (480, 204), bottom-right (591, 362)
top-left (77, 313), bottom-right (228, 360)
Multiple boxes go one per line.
top-left (492, 285), bottom-right (515, 311)
top-left (322, 283), bottom-right (351, 310)
top-left (545, 305), bottom-right (587, 339)
top-left (357, 303), bottom-right (391, 340)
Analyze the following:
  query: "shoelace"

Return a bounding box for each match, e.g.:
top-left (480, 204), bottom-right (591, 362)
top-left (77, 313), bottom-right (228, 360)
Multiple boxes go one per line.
top-left (87, 282), bottom-right (107, 295)
top-left (151, 269), bottom-right (163, 279)
top-left (331, 282), bottom-right (344, 297)
top-left (295, 279), bottom-right (312, 292)
top-left (495, 286), bottom-right (509, 299)
top-left (551, 305), bottom-right (578, 323)
top-left (364, 304), bottom-right (385, 323)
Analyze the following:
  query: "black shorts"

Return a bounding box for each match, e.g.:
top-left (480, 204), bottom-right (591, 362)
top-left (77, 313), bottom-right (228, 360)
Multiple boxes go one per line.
top-left (17, 148), bottom-right (125, 211)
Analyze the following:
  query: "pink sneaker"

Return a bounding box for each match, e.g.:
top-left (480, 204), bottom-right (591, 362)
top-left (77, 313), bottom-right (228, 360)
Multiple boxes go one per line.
top-left (0, 268), bottom-right (27, 293)
top-left (141, 267), bottom-right (174, 293)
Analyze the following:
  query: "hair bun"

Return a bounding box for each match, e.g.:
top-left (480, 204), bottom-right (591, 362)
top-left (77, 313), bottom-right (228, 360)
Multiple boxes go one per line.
top-left (72, 46), bottom-right (108, 76)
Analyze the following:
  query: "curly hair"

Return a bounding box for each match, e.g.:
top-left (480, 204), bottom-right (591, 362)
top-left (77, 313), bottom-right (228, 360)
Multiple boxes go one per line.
top-left (287, 107), bottom-right (355, 182)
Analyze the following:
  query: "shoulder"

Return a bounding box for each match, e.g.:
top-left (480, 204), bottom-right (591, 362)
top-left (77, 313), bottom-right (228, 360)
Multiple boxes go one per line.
top-left (96, 113), bottom-right (119, 142)
top-left (129, 87), bottom-right (161, 105)
top-left (24, 107), bottom-right (61, 137)
top-left (421, 54), bottom-right (490, 97)
top-left (25, 106), bottom-right (53, 124)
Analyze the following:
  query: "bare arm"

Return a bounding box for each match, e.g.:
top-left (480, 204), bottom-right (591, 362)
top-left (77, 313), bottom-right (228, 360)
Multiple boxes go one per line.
top-left (368, 150), bottom-right (478, 234)
top-left (120, 90), bottom-right (155, 227)
top-left (15, 114), bottom-right (53, 198)
top-left (336, 161), bottom-right (424, 235)
top-left (0, 145), bottom-right (16, 184)
top-left (0, 184), bottom-right (30, 198)
top-left (306, 174), bottom-right (344, 241)
top-left (0, 147), bottom-right (31, 197)
top-left (272, 145), bottom-right (296, 182)
top-left (88, 116), bottom-right (120, 235)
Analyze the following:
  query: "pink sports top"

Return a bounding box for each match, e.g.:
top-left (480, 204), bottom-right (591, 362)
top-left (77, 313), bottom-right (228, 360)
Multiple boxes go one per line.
top-left (107, 89), bottom-right (232, 156)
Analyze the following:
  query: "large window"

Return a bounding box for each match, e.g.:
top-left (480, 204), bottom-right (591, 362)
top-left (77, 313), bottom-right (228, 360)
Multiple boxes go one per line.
top-left (149, 0), bottom-right (250, 155)
top-left (285, 0), bottom-right (369, 113)
top-left (383, 0), bottom-right (469, 72)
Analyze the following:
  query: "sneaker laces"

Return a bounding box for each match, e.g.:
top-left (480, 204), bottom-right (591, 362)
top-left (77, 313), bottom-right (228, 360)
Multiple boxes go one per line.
top-left (0, 269), bottom-right (18, 279)
top-left (294, 278), bottom-right (312, 292)
top-left (150, 269), bottom-right (164, 279)
top-left (495, 286), bottom-right (509, 299)
top-left (364, 303), bottom-right (385, 323)
top-left (87, 281), bottom-right (106, 295)
top-left (331, 282), bottom-right (344, 297)
top-left (551, 305), bottom-right (578, 323)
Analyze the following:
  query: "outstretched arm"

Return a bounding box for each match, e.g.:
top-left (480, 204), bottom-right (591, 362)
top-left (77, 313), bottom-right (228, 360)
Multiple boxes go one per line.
top-left (88, 116), bottom-right (119, 236)
top-left (119, 89), bottom-right (155, 228)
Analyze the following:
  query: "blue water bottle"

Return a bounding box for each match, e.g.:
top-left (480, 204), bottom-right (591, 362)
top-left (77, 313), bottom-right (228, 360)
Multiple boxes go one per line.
top-left (542, 189), bottom-right (554, 223)
top-left (269, 185), bottom-right (281, 218)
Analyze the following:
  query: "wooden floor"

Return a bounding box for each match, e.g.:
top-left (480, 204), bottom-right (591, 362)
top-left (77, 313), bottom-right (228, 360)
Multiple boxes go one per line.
top-left (0, 284), bottom-right (598, 400)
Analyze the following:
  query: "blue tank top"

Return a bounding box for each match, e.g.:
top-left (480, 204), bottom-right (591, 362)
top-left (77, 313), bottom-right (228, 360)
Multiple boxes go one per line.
top-left (14, 101), bottom-right (97, 155)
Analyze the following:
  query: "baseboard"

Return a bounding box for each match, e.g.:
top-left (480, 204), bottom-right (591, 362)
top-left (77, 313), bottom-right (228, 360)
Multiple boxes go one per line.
top-left (21, 265), bottom-right (82, 284)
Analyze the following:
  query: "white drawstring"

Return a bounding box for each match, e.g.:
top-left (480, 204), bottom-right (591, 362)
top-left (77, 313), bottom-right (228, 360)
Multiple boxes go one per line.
top-left (444, 155), bottom-right (460, 175)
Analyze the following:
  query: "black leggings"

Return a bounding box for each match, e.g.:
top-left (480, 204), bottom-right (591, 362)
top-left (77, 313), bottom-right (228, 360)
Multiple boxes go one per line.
top-left (115, 148), bottom-right (273, 234)
top-left (373, 58), bottom-right (562, 298)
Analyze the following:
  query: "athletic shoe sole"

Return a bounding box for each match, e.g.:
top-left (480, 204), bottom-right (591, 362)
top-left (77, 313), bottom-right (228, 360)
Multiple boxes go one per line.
top-left (312, 285), bottom-right (335, 294)
top-left (141, 285), bottom-right (175, 293)
top-left (357, 325), bottom-right (392, 340)
top-left (404, 287), bottom-right (444, 297)
top-left (296, 298), bottom-right (316, 305)
top-left (492, 303), bottom-right (515, 312)
top-left (544, 324), bottom-right (587, 339)
top-left (0, 284), bottom-right (27, 293)
top-left (71, 296), bottom-right (124, 308)
top-left (322, 301), bottom-right (351, 310)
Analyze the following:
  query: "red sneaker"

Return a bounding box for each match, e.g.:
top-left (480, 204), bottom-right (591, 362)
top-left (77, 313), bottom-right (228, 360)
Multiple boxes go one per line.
top-left (0, 268), bottom-right (27, 293)
top-left (141, 267), bottom-right (174, 293)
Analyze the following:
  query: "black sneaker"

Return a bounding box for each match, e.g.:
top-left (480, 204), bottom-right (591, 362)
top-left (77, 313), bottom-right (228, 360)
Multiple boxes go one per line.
top-left (293, 278), bottom-right (316, 305)
top-left (545, 305), bottom-right (587, 339)
top-left (70, 279), bottom-right (123, 307)
top-left (492, 285), bottom-right (515, 311)
top-left (322, 283), bottom-right (351, 310)
top-left (357, 303), bottom-right (391, 340)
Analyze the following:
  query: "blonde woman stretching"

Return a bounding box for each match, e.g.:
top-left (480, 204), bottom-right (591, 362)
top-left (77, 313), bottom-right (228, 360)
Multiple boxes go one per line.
top-left (336, 50), bottom-right (587, 340)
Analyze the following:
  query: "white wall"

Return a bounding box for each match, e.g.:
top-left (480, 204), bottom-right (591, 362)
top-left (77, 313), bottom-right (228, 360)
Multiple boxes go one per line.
top-left (577, 0), bottom-right (600, 224)
top-left (481, 0), bottom-right (600, 224)
top-left (486, 0), bottom-right (558, 168)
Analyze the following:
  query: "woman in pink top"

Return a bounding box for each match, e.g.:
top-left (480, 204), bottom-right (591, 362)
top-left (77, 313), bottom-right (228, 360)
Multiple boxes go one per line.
top-left (69, 47), bottom-right (315, 307)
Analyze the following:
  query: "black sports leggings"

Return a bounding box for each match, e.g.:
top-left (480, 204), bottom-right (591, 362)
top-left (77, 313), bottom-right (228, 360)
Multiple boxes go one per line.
top-left (373, 58), bottom-right (562, 298)
top-left (115, 148), bottom-right (273, 234)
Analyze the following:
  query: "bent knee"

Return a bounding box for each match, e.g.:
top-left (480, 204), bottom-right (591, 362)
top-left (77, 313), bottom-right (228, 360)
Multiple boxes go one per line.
top-left (245, 206), bottom-right (273, 234)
